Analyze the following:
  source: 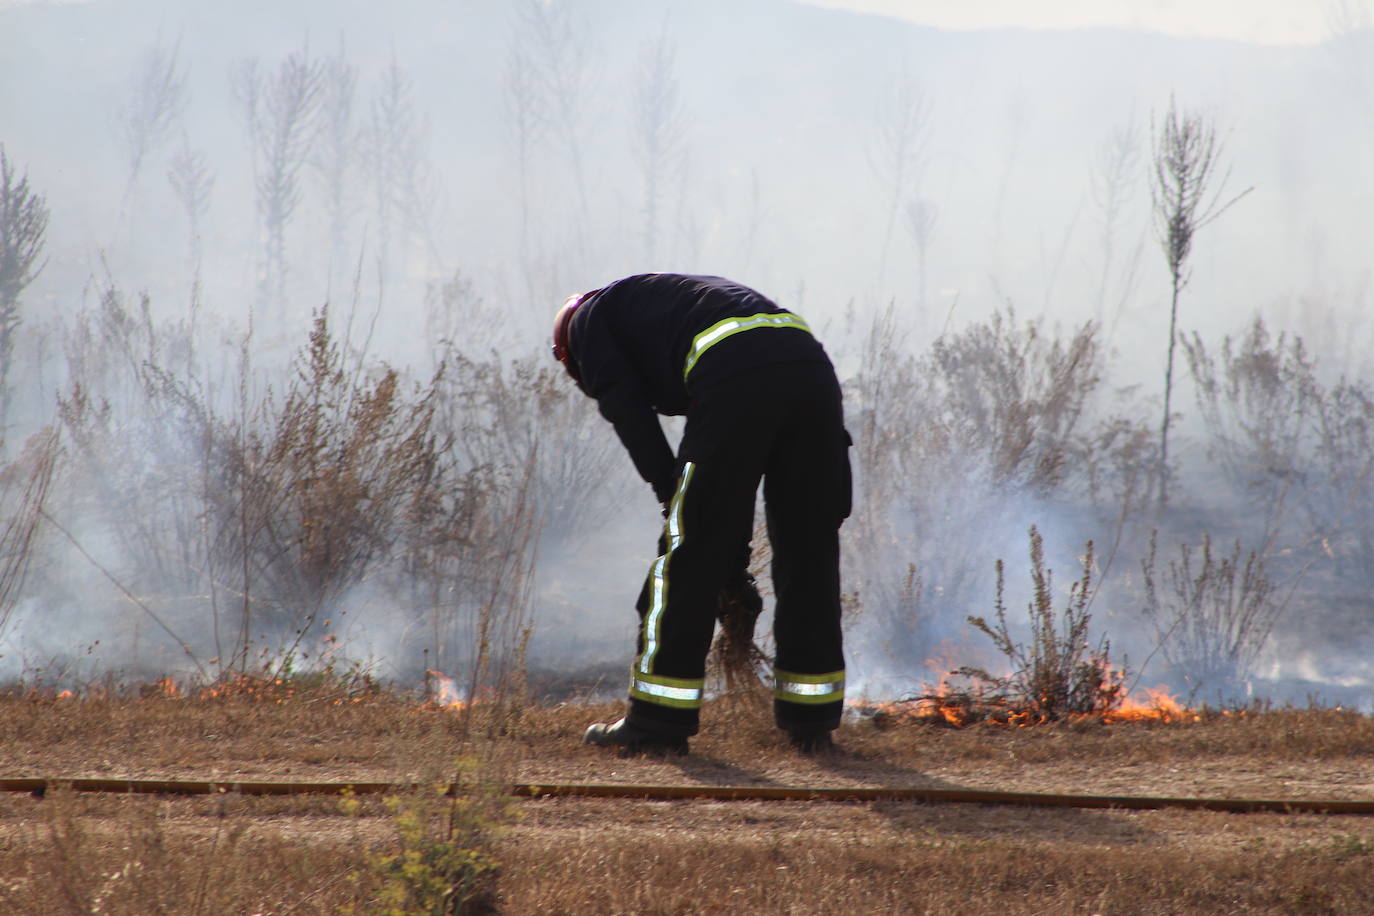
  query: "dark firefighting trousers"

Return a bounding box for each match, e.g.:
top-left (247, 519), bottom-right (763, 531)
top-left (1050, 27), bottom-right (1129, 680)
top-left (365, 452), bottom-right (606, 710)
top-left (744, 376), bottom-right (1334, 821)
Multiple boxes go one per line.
top-left (625, 359), bottom-right (851, 738)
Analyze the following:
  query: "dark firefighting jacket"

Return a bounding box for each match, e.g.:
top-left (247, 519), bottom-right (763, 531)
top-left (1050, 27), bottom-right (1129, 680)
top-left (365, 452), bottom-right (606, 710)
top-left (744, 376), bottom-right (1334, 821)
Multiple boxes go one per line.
top-left (566, 273), bottom-right (831, 503)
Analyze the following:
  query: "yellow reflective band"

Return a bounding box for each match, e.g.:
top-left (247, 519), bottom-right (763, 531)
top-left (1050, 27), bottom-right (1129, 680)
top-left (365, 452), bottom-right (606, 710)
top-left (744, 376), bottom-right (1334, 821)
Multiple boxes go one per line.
top-left (638, 462), bottom-right (695, 675)
top-left (773, 669), bottom-right (845, 706)
top-left (683, 312), bottom-right (812, 381)
top-left (629, 672), bottom-right (705, 710)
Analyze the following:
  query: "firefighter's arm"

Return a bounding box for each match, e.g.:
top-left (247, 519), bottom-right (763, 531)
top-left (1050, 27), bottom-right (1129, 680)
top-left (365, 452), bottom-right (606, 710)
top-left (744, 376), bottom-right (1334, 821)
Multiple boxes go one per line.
top-left (571, 313), bottom-right (676, 501)
top-left (604, 403), bottom-right (676, 504)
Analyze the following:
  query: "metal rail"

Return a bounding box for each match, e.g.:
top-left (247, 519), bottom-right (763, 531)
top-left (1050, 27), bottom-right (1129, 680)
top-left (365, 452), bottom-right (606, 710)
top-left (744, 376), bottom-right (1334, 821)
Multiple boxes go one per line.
top-left (2, 776), bottom-right (1372, 815)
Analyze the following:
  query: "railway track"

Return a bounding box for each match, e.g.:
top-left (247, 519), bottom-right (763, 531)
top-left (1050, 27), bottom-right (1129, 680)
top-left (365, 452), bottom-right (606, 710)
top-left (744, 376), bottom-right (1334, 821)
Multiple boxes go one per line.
top-left (3, 776), bottom-right (1372, 815)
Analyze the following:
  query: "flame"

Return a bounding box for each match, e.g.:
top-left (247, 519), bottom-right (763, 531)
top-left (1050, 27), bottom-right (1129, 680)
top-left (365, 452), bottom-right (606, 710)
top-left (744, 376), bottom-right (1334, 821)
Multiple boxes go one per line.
top-left (425, 670), bottom-right (469, 710)
top-left (144, 676), bottom-right (182, 698)
top-left (26, 672), bottom-right (378, 705)
top-left (852, 649), bottom-right (1198, 731)
top-left (1103, 684), bottom-right (1199, 724)
top-left (194, 675), bottom-right (296, 703)
top-left (855, 683), bottom-right (1199, 728)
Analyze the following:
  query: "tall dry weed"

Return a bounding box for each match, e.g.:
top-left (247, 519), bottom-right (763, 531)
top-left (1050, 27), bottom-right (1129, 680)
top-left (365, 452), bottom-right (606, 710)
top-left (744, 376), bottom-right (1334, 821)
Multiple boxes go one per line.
top-left (0, 426), bottom-right (58, 640)
top-left (1185, 317), bottom-right (1374, 617)
top-left (959, 526), bottom-right (1125, 719)
top-left (48, 286), bottom-right (539, 690)
top-left (1141, 530), bottom-right (1287, 702)
top-left (844, 305), bottom-right (1114, 662)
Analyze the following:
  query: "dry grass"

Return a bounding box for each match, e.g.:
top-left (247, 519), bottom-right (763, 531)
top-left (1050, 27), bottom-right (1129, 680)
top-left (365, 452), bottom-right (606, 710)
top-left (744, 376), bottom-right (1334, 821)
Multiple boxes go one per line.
top-left (1, 681), bottom-right (1373, 913)
top-left (498, 817), bottom-right (1374, 915)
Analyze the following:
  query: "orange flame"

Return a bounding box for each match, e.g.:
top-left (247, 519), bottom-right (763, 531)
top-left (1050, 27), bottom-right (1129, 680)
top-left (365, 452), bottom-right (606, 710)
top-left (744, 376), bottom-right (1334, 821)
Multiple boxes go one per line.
top-left (1103, 684), bottom-right (1199, 724)
top-left (852, 642), bottom-right (1198, 729)
top-left (425, 670), bottom-right (469, 710)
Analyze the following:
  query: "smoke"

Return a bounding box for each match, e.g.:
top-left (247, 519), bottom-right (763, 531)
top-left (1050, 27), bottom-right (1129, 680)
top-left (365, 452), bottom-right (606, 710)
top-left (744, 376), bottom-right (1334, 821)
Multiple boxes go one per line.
top-left (1, 0), bottom-right (1373, 708)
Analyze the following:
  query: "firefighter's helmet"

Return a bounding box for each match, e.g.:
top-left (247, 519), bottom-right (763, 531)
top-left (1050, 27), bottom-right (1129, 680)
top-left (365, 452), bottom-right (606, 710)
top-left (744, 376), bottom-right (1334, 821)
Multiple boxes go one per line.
top-left (552, 293), bottom-right (585, 381)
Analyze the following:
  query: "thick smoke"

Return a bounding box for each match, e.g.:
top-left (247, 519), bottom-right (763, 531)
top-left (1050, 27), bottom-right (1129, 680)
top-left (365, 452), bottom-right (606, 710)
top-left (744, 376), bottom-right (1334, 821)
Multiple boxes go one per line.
top-left (1, 0), bottom-right (1373, 709)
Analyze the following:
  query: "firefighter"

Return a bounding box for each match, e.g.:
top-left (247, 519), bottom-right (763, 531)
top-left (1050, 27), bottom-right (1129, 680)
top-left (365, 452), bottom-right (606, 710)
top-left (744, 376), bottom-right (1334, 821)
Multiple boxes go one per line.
top-left (551, 273), bottom-right (851, 754)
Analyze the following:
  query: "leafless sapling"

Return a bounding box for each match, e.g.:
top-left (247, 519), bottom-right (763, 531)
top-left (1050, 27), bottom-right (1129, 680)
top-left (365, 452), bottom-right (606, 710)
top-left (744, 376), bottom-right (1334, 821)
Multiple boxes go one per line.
top-left (503, 16), bottom-right (549, 270)
top-left (0, 146), bottom-right (49, 431)
top-left (362, 52), bottom-right (441, 283)
top-left (1149, 95), bottom-right (1250, 508)
top-left (1325, 0), bottom-right (1374, 131)
top-left (514, 0), bottom-right (597, 227)
top-left (1089, 117), bottom-right (1145, 338)
top-left (166, 135), bottom-right (214, 335)
top-left (629, 25), bottom-right (688, 265)
top-left (115, 38), bottom-right (188, 200)
top-left (233, 47), bottom-right (324, 310)
top-left (867, 67), bottom-right (931, 289)
top-left (904, 196), bottom-right (939, 312)
top-left (312, 41), bottom-right (359, 287)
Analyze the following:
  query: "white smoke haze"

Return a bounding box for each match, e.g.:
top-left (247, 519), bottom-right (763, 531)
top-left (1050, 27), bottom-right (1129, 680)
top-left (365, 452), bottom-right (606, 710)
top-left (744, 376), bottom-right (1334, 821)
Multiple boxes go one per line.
top-left (1, 0), bottom-right (1373, 710)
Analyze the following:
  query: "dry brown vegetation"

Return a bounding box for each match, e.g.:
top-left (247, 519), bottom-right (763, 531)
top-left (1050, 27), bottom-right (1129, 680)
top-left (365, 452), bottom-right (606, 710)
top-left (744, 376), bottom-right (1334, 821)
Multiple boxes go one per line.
top-left (2, 681), bottom-right (1374, 914)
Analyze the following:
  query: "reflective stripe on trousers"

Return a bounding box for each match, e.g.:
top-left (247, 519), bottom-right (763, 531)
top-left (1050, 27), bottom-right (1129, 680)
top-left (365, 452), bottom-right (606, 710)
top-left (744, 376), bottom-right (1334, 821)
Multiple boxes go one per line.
top-left (773, 668), bottom-right (845, 705)
top-left (629, 671), bottom-right (704, 710)
top-left (629, 462), bottom-right (703, 710)
top-left (682, 312), bottom-right (812, 381)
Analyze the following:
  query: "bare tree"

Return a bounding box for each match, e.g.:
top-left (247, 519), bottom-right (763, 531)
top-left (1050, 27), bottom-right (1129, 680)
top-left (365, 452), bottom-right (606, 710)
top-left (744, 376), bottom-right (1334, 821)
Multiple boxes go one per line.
top-left (362, 52), bottom-right (441, 283)
top-left (990, 92), bottom-right (1027, 272)
top-left (233, 47), bottom-right (324, 310)
top-left (629, 26), bottom-right (687, 265)
top-left (1149, 95), bottom-right (1250, 507)
top-left (166, 135), bottom-right (214, 334)
top-left (312, 41), bottom-right (359, 287)
top-left (1326, 0), bottom-right (1374, 130)
top-left (904, 195), bottom-right (938, 311)
top-left (868, 68), bottom-right (931, 287)
top-left (116, 38), bottom-right (188, 199)
top-left (1089, 118), bottom-right (1145, 337)
top-left (515, 0), bottom-right (596, 220)
top-left (0, 146), bottom-right (49, 431)
top-left (503, 20), bottom-right (549, 266)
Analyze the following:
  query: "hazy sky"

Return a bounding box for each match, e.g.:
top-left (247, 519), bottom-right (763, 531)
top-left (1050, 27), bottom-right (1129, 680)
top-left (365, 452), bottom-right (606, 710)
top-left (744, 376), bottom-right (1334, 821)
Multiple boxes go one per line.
top-left (0, 0), bottom-right (1352, 45)
top-left (802, 0), bottom-right (1346, 46)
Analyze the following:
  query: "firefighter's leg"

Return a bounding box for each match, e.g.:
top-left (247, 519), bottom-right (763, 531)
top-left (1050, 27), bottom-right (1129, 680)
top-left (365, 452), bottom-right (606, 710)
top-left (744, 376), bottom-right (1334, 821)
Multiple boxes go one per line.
top-left (762, 365), bottom-right (851, 735)
top-left (626, 420), bottom-right (765, 737)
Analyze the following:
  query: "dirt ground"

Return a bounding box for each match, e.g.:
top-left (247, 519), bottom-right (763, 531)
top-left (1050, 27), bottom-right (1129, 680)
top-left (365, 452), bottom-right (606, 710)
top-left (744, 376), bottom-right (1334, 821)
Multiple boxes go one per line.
top-left (3, 692), bottom-right (1374, 913)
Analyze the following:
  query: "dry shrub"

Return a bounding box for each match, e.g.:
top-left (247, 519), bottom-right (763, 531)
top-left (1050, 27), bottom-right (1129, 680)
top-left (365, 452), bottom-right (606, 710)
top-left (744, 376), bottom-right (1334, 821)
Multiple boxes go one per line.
top-left (0, 426), bottom-right (58, 640)
top-left (844, 304), bottom-right (1122, 663)
top-left (199, 307), bottom-right (446, 658)
top-left (1141, 530), bottom-right (1286, 703)
top-left (435, 348), bottom-right (630, 553)
top-left (1184, 316), bottom-right (1374, 648)
top-left (50, 285), bottom-right (538, 689)
top-left (959, 526), bottom-right (1125, 720)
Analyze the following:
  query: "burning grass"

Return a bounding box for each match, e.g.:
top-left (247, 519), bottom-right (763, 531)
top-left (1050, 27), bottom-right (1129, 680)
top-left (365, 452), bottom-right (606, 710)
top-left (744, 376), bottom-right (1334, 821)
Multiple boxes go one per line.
top-left (2, 675), bottom-right (1374, 914)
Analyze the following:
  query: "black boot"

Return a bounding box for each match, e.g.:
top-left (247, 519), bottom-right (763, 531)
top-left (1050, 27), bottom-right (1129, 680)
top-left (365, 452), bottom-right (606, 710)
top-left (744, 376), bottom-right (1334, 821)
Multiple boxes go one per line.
top-left (584, 717), bottom-right (689, 756)
top-left (786, 726), bottom-right (835, 754)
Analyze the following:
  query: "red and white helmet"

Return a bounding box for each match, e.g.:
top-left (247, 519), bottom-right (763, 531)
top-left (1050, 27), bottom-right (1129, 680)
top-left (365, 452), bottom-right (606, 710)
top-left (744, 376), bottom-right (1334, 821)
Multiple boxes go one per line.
top-left (551, 292), bottom-right (585, 381)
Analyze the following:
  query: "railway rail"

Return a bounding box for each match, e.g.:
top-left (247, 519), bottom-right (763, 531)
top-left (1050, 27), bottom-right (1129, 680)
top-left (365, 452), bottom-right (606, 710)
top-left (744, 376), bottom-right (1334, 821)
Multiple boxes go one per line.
top-left (2, 776), bottom-right (1372, 815)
